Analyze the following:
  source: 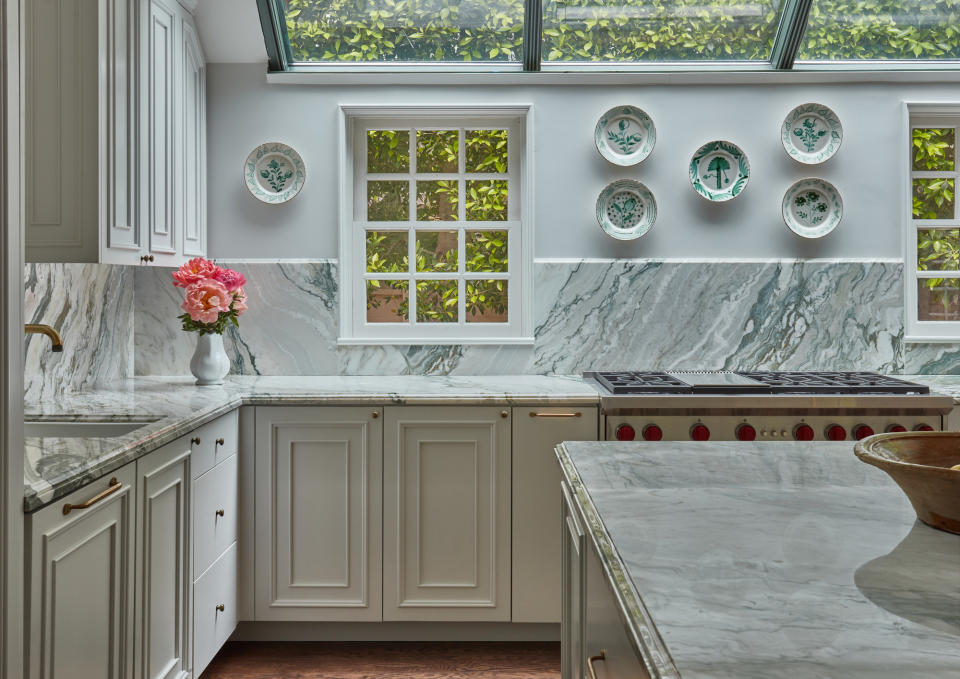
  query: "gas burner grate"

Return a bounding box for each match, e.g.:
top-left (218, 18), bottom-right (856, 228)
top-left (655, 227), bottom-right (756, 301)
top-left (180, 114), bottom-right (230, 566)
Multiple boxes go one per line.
top-left (734, 371), bottom-right (930, 395)
top-left (592, 371), bottom-right (693, 394)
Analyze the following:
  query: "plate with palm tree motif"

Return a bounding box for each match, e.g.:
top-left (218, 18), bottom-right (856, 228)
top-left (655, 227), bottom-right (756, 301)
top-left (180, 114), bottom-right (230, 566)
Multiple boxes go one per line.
top-left (596, 179), bottom-right (657, 240)
top-left (595, 106), bottom-right (657, 166)
top-left (781, 103), bottom-right (842, 164)
top-left (782, 178), bottom-right (843, 238)
top-left (689, 140), bottom-right (750, 202)
top-left (244, 142), bottom-right (306, 204)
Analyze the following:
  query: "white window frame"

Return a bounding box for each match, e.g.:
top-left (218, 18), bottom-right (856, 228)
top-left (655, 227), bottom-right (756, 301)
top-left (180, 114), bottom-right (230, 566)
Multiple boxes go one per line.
top-left (904, 102), bottom-right (960, 342)
top-left (338, 105), bottom-right (534, 345)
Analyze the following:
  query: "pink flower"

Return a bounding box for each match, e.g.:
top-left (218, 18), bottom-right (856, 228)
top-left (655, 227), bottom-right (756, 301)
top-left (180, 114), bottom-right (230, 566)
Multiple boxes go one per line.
top-left (231, 288), bottom-right (248, 316)
top-left (213, 267), bottom-right (247, 292)
top-left (172, 257), bottom-right (223, 288)
top-left (182, 279), bottom-right (231, 324)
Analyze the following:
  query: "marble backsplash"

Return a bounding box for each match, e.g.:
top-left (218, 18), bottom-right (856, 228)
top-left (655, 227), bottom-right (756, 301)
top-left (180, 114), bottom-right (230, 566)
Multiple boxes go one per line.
top-left (130, 258), bottom-right (955, 376)
top-left (24, 263), bottom-right (135, 400)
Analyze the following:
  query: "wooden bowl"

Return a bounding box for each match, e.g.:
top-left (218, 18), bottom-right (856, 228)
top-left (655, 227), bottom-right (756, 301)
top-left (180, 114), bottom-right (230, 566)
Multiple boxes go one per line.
top-left (855, 432), bottom-right (960, 535)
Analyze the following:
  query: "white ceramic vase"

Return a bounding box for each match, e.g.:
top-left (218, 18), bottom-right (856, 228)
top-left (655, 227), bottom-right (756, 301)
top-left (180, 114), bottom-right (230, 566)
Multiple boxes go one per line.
top-left (190, 333), bottom-right (230, 386)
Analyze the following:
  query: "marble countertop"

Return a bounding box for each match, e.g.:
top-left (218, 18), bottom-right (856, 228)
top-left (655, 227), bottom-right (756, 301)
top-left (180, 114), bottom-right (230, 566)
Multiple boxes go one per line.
top-left (24, 375), bottom-right (600, 512)
top-left (557, 440), bottom-right (960, 679)
top-left (904, 374), bottom-right (960, 403)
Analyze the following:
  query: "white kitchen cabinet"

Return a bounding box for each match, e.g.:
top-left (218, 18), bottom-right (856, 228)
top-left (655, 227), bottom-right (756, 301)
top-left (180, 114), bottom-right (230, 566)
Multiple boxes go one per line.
top-left (383, 406), bottom-right (511, 622)
top-left (26, 466), bottom-right (137, 679)
top-left (513, 407), bottom-right (598, 623)
top-left (255, 406), bottom-right (383, 621)
top-left (134, 440), bottom-right (192, 679)
top-left (24, 0), bottom-right (206, 264)
top-left (561, 481), bottom-right (586, 679)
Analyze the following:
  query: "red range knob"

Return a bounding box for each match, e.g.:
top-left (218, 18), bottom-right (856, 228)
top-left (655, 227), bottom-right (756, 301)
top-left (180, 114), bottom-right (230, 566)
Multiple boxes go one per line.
top-left (914, 423), bottom-right (935, 432)
top-left (615, 424), bottom-right (636, 441)
top-left (825, 424), bottom-right (847, 441)
top-left (642, 424), bottom-right (663, 441)
top-left (853, 424), bottom-right (875, 440)
top-left (735, 424), bottom-right (757, 441)
top-left (886, 424), bottom-right (907, 433)
top-left (793, 424), bottom-right (815, 441)
top-left (690, 424), bottom-right (710, 441)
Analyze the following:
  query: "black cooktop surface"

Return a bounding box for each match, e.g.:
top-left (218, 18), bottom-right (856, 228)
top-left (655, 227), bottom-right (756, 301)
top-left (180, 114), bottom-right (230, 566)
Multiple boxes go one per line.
top-left (588, 371), bottom-right (931, 395)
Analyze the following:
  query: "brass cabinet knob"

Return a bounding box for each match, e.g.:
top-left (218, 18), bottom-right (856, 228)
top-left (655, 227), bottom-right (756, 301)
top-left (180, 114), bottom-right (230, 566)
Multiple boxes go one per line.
top-left (371, 411), bottom-right (379, 419)
top-left (500, 410), bottom-right (509, 418)
top-left (190, 437), bottom-right (201, 445)
top-left (215, 509), bottom-right (225, 517)
top-left (216, 604), bottom-right (225, 612)
top-left (215, 437), bottom-right (225, 446)
top-left (139, 254), bottom-right (154, 263)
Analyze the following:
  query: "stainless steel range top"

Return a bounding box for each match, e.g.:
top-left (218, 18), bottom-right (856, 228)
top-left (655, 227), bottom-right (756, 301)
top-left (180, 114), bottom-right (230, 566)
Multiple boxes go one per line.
top-left (584, 370), bottom-right (953, 442)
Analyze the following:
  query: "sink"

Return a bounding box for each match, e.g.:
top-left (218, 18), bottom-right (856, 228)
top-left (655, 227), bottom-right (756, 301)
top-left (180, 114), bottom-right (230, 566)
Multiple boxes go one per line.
top-left (23, 420), bottom-right (157, 438)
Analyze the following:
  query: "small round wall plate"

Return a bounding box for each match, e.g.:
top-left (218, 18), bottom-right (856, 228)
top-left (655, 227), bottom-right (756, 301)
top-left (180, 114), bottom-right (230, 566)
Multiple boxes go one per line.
top-left (594, 106), bottom-right (657, 166)
top-left (689, 140), bottom-right (749, 202)
top-left (782, 103), bottom-right (843, 164)
top-left (244, 142), bottom-right (306, 204)
top-left (596, 179), bottom-right (657, 240)
top-left (782, 178), bottom-right (843, 238)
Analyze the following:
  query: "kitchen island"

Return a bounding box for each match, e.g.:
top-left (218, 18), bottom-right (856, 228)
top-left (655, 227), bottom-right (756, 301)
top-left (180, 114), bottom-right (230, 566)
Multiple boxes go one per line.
top-left (556, 440), bottom-right (960, 679)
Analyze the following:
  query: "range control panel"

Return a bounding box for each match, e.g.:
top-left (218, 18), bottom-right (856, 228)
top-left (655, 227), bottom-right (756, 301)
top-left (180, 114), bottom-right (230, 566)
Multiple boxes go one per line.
top-left (605, 415), bottom-right (943, 442)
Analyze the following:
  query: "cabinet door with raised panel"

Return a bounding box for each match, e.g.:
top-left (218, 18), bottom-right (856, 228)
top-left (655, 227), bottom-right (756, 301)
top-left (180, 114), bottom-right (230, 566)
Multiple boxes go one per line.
top-left (255, 407), bottom-right (383, 621)
top-left (26, 466), bottom-right (136, 679)
top-left (177, 13), bottom-right (205, 259)
top-left (383, 406), bottom-right (511, 621)
top-left (513, 406), bottom-right (598, 623)
top-left (145, 0), bottom-right (177, 260)
top-left (134, 440), bottom-right (191, 679)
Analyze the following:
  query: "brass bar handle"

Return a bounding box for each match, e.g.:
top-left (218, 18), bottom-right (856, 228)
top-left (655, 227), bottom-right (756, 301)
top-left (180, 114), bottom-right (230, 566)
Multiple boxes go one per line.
top-left (63, 477), bottom-right (121, 515)
top-left (586, 651), bottom-right (607, 679)
top-left (529, 411), bottom-right (582, 418)
top-left (215, 509), bottom-right (225, 517)
top-left (190, 437), bottom-right (201, 445)
top-left (216, 604), bottom-right (225, 612)
top-left (215, 437), bottom-right (225, 446)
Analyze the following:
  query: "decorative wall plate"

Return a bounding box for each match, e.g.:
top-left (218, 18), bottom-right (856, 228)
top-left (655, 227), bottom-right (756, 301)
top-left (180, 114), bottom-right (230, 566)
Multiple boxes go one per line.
top-left (594, 106), bottom-right (657, 166)
top-left (595, 179), bottom-right (657, 240)
top-left (782, 178), bottom-right (843, 238)
top-left (689, 141), bottom-right (749, 202)
top-left (244, 142), bottom-right (306, 204)
top-left (781, 103), bottom-right (843, 164)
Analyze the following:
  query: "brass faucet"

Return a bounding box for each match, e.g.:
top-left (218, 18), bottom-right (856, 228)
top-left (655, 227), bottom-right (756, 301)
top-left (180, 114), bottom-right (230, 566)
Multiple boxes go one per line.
top-left (25, 324), bottom-right (63, 352)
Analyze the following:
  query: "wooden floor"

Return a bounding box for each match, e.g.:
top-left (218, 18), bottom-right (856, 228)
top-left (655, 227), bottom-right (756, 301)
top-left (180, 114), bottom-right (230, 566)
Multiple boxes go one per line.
top-left (201, 641), bottom-right (561, 679)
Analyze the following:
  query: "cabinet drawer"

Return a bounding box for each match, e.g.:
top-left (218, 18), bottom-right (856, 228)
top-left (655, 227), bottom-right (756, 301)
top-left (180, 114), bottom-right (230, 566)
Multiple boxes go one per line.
top-left (193, 541), bottom-right (238, 676)
top-left (190, 409), bottom-right (238, 479)
top-left (193, 454), bottom-right (238, 576)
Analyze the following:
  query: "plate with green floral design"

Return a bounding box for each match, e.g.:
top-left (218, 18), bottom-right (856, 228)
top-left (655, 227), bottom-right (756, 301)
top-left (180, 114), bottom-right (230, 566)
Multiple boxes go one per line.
top-left (596, 179), bottom-right (657, 240)
top-left (781, 103), bottom-right (843, 164)
top-left (244, 142), bottom-right (306, 204)
top-left (595, 106), bottom-right (657, 166)
top-left (782, 178), bottom-right (843, 238)
top-left (689, 140), bottom-right (749, 202)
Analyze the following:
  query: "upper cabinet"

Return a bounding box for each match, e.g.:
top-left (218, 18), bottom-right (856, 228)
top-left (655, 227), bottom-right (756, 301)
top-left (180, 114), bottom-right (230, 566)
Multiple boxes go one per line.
top-left (25, 0), bottom-right (206, 265)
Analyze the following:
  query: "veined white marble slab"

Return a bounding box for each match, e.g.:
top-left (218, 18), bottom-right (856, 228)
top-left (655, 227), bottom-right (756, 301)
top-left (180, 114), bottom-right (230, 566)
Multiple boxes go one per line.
top-left (557, 440), bottom-right (960, 679)
top-left (24, 375), bottom-right (600, 512)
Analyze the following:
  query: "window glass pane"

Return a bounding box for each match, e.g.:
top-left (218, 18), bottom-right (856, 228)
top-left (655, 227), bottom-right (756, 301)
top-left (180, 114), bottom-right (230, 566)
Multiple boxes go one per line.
top-left (918, 229), bottom-right (960, 271)
top-left (466, 130), bottom-right (508, 172)
top-left (367, 280), bottom-right (409, 322)
top-left (913, 128), bottom-right (955, 172)
top-left (466, 180), bottom-right (507, 220)
top-left (416, 279), bottom-right (459, 322)
top-left (913, 178), bottom-right (955, 220)
top-left (466, 280), bottom-right (508, 322)
top-left (416, 231), bottom-right (459, 271)
top-left (918, 278), bottom-right (960, 321)
top-left (417, 131), bottom-right (459, 172)
top-left (798, 0), bottom-right (960, 61)
top-left (284, 0), bottom-right (523, 63)
top-left (541, 0), bottom-right (785, 62)
top-left (465, 230), bottom-right (508, 272)
top-left (368, 130), bottom-right (410, 173)
top-left (366, 231), bottom-right (409, 272)
top-left (416, 180), bottom-right (459, 220)
top-left (368, 180), bottom-right (409, 221)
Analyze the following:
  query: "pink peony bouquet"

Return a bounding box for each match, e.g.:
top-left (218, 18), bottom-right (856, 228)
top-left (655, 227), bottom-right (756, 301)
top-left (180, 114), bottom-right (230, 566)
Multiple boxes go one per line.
top-left (172, 258), bottom-right (248, 335)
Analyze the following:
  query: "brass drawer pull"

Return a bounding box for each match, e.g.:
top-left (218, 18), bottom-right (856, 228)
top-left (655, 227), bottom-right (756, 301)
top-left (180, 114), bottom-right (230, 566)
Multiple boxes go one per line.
top-left (529, 411), bottom-right (582, 418)
top-left (587, 651), bottom-right (606, 679)
top-left (63, 477), bottom-right (121, 515)
top-left (216, 604), bottom-right (225, 612)
top-left (215, 437), bottom-right (225, 446)
top-left (215, 509), bottom-right (225, 517)
top-left (191, 437), bottom-right (201, 445)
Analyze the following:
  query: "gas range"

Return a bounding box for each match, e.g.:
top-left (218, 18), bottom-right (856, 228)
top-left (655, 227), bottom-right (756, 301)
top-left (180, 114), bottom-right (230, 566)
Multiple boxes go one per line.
top-left (584, 371), bottom-right (953, 442)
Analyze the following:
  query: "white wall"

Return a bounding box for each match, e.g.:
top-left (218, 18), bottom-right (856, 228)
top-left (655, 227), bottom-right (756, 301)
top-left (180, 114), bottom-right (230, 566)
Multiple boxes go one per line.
top-left (207, 63), bottom-right (959, 260)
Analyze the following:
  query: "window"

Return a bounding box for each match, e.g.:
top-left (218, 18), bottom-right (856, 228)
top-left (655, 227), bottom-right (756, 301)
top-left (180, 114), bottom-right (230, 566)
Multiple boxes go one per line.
top-left (259, 0), bottom-right (960, 71)
top-left (906, 105), bottom-right (960, 340)
top-left (339, 106), bottom-right (532, 344)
